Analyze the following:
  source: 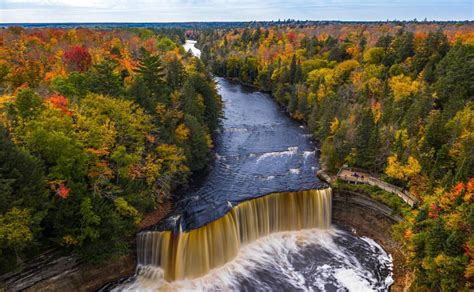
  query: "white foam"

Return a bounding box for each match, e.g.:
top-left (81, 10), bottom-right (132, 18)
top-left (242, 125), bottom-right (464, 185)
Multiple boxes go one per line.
top-left (303, 151), bottom-right (315, 159)
top-left (115, 228), bottom-right (393, 291)
top-left (226, 127), bottom-right (248, 133)
top-left (290, 168), bottom-right (300, 174)
top-left (333, 268), bottom-right (374, 292)
top-left (167, 215), bottom-right (180, 225)
top-left (361, 237), bottom-right (394, 287)
top-left (256, 147), bottom-right (298, 163)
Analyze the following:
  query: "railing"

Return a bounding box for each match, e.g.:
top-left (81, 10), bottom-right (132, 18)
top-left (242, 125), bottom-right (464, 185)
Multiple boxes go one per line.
top-left (337, 167), bottom-right (419, 208)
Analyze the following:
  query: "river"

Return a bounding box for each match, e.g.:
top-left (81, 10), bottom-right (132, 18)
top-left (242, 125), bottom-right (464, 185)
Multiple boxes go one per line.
top-left (183, 40), bottom-right (201, 58)
top-left (106, 76), bottom-right (393, 291)
top-left (159, 77), bottom-right (324, 232)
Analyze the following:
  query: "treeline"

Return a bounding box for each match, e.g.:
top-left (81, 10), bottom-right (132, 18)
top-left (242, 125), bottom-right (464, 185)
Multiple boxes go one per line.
top-left (8, 20), bottom-right (473, 30)
top-left (0, 27), bottom-right (221, 272)
top-left (199, 23), bottom-right (474, 290)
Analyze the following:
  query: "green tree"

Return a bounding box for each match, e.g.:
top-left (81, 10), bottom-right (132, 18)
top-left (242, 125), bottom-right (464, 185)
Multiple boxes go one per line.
top-left (0, 208), bottom-right (33, 271)
top-left (131, 49), bottom-right (170, 112)
top-left (184, 114), bottom-right (209, 171)
top-left (166, 56), bottom-right (185, 90)
top-left (289, 54), bottom-right (302, 84)
top-left (156, 37), bottom-right (177, 51)
top-left (434, 43), bottom-right (474, 117)
top-left (50, 72), bottom-right (88, 100)
top-left (86, 58), bottom-right (124, 97)
top-left (355, 109), bottom-right (376, 168)
top-left (412, 30), bottom-right (449, 77)
top-left (10, 88), bottom-right (43, 120)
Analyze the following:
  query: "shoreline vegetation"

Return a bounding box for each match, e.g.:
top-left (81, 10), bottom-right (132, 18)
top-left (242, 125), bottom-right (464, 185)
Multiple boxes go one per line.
top-left (199, 22), bottom-right (473, 290)
top-left (0, 27), bottom-right (223, 276)
top-left (0, 21), bottom-right (473, 291)
top-left (2, 186), bottom-right (405, 291)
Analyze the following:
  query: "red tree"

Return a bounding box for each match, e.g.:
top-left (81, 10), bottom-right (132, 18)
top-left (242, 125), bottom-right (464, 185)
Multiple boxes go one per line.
top-left (287, 31), bottom-right (297, 43)
top-left (64, 46), bottom-right (92, 72)
top-left (57, 183), bottom-right (70, 199)
top-left (47, 94), bottom-right (71, 115)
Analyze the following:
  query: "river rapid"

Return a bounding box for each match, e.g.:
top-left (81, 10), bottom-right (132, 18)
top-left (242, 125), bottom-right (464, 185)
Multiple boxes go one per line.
top-left (106, 64), bottom-right (393, 290)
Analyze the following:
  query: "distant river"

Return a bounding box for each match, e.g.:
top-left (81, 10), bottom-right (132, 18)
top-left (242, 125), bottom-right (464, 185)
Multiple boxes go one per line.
top-left (183, 40), bottom-right (201, 58)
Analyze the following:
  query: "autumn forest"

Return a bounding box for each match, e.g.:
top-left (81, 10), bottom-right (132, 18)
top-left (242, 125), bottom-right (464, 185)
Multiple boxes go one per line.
top-left (0, 21), bottom-right (473, 291)
top-left (199, 22), bottom-right (473, 290)
top-left (0, 27), bottom-right (222, 272)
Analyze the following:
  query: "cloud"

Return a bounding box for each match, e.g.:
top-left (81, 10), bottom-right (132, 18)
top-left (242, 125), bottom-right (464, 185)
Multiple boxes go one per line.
top-left (1, 0), bottom-right (472, 23)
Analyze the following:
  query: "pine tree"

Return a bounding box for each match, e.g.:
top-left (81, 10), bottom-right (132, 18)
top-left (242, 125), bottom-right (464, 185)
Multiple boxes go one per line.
top-left (131, 49), bottom-right (170, 111)
top-left (184, 114), bottom-right (208, 171)
top-left (289, 54), bottom-right (298, 84)
top-left (166, 56), bottom-right (185, 90)
top-left (355, 109), bottom-right (375, 167)
top-left (87, 58), bottom-right (123, 97)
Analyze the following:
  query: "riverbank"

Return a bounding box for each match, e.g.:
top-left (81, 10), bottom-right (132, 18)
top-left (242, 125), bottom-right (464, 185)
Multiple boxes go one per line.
top-left (1, 189), bottom-right (411, 291)
top-left (332, 188), bottom-right (412, 291)
top-left (222, 76), bottom-right (412, 290)
top-left (0, 201), bottom-right (172, 291)
top-left (2, 76), bottom-right (411, 291)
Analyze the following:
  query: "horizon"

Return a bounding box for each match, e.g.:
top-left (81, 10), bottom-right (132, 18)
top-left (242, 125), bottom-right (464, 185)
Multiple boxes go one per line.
top-left (1, 0), bottom-right (472, 23)
top-left (2, 19), bottom-right (474, 25)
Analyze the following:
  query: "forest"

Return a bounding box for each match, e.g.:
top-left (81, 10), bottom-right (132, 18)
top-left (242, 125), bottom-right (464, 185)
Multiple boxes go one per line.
top-left (198, 22), bottom-right (473, 290)
top-left (0, 27), bottom-right (222, 272)
top-left (0, 21), bottom-right (473, 290)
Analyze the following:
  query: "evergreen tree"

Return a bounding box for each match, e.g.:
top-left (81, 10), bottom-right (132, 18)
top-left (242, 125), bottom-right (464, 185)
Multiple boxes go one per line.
top-left (434, 43), bottom-right (474, 116)
top-left (184, 114), bottom-right (208, 171)
top-left (131, 49), bottom-right (170, 112)
top-left (87, 58), bottom-right (123, 97)
top-left (0, 126), bottom-right (48, 272)
top-left (166, 56), bottom-right (185, 90)
top-left (392, 31), bottom-right (414, 63)
top-left (181, 79), bottom-right (204, 121)
top-left (289, 54), bottom-right (298, 84)
top-left (355, 109), bottom-right (375, 167)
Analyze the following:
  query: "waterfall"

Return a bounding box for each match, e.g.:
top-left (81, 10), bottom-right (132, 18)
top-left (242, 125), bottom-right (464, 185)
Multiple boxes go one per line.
top-left (136, 188), bottom-right (332, 281)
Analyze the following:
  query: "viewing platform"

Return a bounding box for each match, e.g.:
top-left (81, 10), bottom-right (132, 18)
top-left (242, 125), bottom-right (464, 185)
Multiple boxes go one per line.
top-left (336, 166), bottom-right (419, 208)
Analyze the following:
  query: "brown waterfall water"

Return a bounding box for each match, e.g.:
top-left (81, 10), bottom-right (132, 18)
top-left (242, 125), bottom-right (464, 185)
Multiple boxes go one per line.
top-left (137, 188), bottom-right (332, 281)
top-left (103, 77), bottom-right (393, 291)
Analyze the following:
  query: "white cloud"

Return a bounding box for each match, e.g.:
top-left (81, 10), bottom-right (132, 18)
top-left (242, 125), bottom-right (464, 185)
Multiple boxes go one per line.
top-left (0, 0), bottom-right (472, 22)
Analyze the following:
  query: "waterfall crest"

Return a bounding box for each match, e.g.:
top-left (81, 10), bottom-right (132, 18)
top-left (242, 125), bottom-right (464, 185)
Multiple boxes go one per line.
top-left (136, 188), bottom-right (332, 281)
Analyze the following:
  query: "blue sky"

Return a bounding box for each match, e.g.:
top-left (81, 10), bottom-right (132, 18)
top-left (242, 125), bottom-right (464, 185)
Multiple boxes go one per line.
top-left (1, 0), bottom-right (472, 23)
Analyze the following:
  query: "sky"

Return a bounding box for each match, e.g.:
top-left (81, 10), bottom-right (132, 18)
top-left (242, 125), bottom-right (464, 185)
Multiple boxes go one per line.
top-left (0, 0), bottom-right (472, 23)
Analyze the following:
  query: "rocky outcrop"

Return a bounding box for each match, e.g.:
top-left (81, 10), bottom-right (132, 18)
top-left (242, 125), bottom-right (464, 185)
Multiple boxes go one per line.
top-left (0, 253), bottom-right (134, 292)
top-left (1, 201), bottom-right (172, 292)
top-left (2, 191), bottom-right (411, 291)
top-left (332, 188), bottom-right (412, 292)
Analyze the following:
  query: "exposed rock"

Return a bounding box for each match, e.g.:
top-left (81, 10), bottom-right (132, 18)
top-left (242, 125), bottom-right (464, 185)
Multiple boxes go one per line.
top-left (2, 192), bottom-right (411, 291)
top-left (332, 188), bottom-right (412, 292)
top-left (138, 200), bottom-right (172, 230)
top-left (0, 253), bottom-right (134, 292)
top-left (1, 201), bottom-right (172, 292)
top-left (316, 169), bottom-right (333, 184)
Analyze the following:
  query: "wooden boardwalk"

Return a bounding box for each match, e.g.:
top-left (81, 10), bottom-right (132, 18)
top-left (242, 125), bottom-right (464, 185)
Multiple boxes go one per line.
top-left (337, 167), bottom-right (419, 207)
